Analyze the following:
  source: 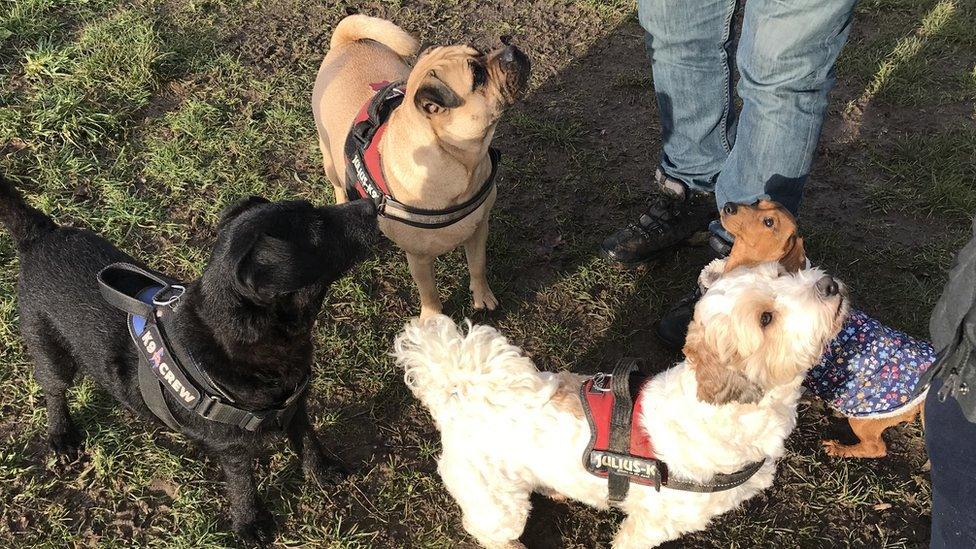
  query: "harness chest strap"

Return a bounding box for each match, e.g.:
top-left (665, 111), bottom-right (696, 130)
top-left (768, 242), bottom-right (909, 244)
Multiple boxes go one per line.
top-left (581, 359), bottom-right (765, 504)
top-left (343, 80), bottom-right (500, 229)
top-left (97, 263), bottom-right (307, 432)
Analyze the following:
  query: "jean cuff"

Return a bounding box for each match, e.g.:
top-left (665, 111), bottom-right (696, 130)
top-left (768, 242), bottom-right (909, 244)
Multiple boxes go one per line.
top-left (657, 166), bottom-right (715, 196)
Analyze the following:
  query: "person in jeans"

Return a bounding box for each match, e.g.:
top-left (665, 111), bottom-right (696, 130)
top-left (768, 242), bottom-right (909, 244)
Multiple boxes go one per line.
top-left (922, 220), bottom-right (976, 548)
top-left (601, 0), bottom-right (858, 348)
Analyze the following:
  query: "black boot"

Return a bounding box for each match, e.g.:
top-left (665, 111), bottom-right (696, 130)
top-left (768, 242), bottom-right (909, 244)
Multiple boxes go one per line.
top-left (656, 220), bottom-right (734, 350)
top-left (600, 169), bottom-right (717, 266)
top-left (655, 287), bottom-right (702, 351)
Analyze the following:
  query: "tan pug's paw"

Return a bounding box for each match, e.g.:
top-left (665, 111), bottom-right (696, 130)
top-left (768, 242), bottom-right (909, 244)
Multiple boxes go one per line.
top-left (821, 439), bottom-right (845, 457)
top-left (471, 283), bottom-right (498, 311)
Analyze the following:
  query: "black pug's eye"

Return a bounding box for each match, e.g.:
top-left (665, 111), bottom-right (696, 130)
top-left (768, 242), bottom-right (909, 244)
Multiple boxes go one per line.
top-left (470, 59), bottom-right (488, 90)
top-left (760, 311), bottom-right (773, 327)
top-left (763, 217), bottom-right (775, 228)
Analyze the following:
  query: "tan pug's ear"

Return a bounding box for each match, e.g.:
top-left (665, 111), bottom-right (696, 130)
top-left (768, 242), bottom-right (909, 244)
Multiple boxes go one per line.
top-left (683, 321), bottom-right (763, 405)
top-left (780, 235), bottom-right (806, 273)
top-left (414, 75), bottom-right (463, 115)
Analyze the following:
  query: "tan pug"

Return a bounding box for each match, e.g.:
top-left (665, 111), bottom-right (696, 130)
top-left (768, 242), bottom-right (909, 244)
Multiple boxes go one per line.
top-left (313, 15), bottom-right (530, 317)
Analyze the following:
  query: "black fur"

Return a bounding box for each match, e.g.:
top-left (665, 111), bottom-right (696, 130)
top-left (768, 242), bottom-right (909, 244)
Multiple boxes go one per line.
top-left (0, 175), bottom-right (377, 543)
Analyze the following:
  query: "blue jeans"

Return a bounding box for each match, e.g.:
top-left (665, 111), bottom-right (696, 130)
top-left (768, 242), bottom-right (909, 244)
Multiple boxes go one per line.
top-left (926, 378), bottom-right (976, 548)
top-left (637, 0), bottom-right (858, 215)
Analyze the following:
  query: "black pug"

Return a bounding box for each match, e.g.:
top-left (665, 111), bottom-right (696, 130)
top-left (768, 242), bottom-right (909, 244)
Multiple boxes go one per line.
top-left (0, 175), bottom-right (376, 542)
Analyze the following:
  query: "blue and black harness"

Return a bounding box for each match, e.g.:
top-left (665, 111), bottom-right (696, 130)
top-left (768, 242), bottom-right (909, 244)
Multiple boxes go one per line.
top-left (97, 263), bottom-right (307, 432)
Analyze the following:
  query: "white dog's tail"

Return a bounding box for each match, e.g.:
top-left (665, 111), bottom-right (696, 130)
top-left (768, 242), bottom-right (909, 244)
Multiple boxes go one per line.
top-left (394, 315), bottom-right (559, 423)
top-left (330, 15), bottom-right (419, 58)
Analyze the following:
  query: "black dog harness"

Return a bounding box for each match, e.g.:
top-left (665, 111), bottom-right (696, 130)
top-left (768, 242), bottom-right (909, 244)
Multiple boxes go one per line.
top-left (581, 359), bottom-right (766, 504)
top-left (343, 81), bottom-right (500, 229)
top-left (97, 263), bottom-right (308, 432)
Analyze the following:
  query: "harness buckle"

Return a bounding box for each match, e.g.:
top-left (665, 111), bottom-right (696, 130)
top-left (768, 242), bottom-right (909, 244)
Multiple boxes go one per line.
top-left (196, 394), bottom-right (218, 417)
top-left (240, 414), bottom-right (265, 431)
top-left (591, 373), bottom-right (612, 393)
top-left (152, 284), bottom-right (186, 310)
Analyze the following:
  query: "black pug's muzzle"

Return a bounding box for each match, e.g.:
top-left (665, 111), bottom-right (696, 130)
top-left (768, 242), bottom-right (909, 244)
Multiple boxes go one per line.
top-left (335, 197), bottom-right (380, 256)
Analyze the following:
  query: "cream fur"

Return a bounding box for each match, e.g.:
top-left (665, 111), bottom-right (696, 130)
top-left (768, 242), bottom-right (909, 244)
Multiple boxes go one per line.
top-left (313, 16), bottom-right (527, 318)
top-left (394, 264), bottom-right (848, 548)
top-left (329, 15), bottom-right (419, 57)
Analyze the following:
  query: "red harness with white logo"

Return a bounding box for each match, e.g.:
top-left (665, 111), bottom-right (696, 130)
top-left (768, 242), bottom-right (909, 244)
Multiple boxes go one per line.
top-left (581, 360), bottom-right (662, 502)
top-left (580, 359), bottom-right (767, 505)
top-left (343, 81), bottom-right (500, 229)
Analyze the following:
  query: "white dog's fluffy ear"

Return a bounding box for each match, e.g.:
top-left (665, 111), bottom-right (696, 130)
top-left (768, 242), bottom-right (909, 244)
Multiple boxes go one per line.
top-left (683, 320), bottom-right (762, 405)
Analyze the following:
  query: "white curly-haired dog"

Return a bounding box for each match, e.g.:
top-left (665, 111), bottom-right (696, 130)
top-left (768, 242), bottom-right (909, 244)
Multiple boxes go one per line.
top-left (394, 263), bottom-right (849, 548)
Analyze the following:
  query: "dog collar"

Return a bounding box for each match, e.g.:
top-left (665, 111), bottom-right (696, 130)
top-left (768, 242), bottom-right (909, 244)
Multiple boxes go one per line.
top-left (343, 81), bottom-right (500, 229)
top-left (97, 263), bottom-right (308, 432)
top-left (581, 359), bottom-right (765, 504)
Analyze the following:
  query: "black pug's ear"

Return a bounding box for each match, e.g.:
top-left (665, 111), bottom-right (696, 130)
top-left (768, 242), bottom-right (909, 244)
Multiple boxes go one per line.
top-left (235, 234), bottom-right (324, 304)
top-left (414, 74), bottom-right (463, 115)
top-left (218, 196), bottom-right (270, 230)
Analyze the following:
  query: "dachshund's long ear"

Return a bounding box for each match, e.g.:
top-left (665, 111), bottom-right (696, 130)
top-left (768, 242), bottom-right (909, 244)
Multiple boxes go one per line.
top-left (780, 235), bottom-right (806, 273)
top-left (683, 320), bottom-right (762, 405)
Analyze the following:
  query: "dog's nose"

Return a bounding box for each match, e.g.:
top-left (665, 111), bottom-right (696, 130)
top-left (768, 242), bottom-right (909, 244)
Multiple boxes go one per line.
top-left (343, 197), bottom-right (377, 218)
top-left (722, 202), bottom-right (738, 215)
top-left (816, 275), bottom-right (840, 298)
top-left (500, 45), bottom-right (517, 64)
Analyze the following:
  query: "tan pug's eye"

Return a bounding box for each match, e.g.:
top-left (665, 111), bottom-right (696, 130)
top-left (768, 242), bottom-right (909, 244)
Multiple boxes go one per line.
top-left (470, 60), bottom-right (488, 89)
top-left (763, 217), bottom-right (775, 228)
top-left (760, 311), bottom-right (773, 327)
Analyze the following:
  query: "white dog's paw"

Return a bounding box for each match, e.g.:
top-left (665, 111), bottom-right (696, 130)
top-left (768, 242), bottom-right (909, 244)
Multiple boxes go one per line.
top-left (471, 284), bottom-right (498, 311)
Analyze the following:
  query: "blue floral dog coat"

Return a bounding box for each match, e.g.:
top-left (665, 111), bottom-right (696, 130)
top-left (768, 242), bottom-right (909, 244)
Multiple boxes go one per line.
top-left (804, 308), bottom-right (936, 418)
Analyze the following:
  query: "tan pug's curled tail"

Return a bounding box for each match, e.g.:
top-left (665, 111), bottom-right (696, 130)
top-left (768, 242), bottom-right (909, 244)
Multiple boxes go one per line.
top-left (330, 15), bottom-right (420, 58)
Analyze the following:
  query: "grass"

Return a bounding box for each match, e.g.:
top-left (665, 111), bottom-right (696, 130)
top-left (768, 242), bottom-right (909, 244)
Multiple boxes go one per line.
top-left (0, 0), bottom-right (972, 546)
top-left (839, 0), bottom-right (976, 108)
top-left (867, 128), bottom-right (976, 220)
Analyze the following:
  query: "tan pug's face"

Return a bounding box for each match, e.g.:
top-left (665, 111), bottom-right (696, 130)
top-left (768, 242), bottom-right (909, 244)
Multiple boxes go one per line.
top-left (406, 43), bottom-right (531, 146)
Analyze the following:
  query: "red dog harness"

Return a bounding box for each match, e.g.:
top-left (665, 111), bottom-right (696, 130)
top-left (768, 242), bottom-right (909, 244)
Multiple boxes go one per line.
top-left (343, 81), bottom-right (500, 229)
top-left (582, 367), bottom-right (661, 492)
top-left (581, 360), bottom-right (766, 504)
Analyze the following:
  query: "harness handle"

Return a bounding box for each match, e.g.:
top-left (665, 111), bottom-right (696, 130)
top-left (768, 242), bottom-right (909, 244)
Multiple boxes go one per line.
top-left (98, 263), bottom-right (182, 318)
top-left (607, 358), bottom-right (639, 503)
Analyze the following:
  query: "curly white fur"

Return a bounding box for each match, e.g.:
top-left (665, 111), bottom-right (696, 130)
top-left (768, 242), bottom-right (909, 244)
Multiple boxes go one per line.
top-left (394, 264), bottom-right (847, 548)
